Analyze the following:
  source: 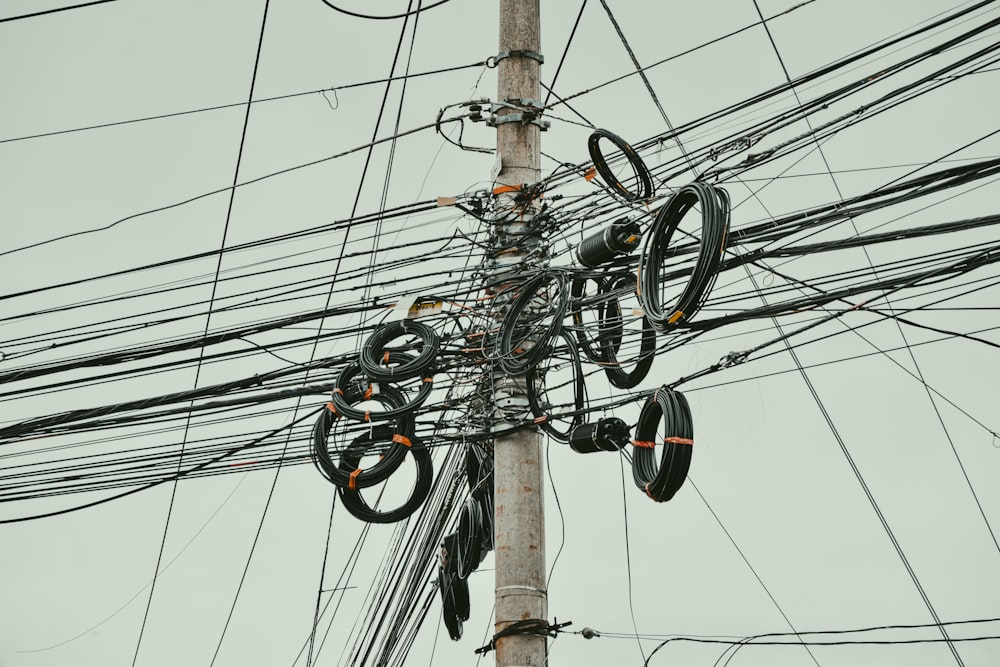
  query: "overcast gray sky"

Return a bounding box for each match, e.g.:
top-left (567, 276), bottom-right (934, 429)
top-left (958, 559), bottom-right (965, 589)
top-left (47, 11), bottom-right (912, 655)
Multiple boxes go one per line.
top-left (2, 1), bottom-right (999, 666)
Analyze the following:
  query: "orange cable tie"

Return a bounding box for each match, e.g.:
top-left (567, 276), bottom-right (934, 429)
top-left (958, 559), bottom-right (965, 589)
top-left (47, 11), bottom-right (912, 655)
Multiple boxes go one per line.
top-left (664, 436), bottom-right (694, 446)
top-left (349, 468), bottom-right (362, 490)
top-left (392, 434), bottom-right (412, 448)
top-left (632, 440), bottom-right (656, 449)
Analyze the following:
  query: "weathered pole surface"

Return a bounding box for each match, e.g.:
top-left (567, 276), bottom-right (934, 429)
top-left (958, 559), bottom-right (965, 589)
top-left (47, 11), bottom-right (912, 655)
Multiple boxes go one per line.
top-left (493, 1), bottom-right (546, 666)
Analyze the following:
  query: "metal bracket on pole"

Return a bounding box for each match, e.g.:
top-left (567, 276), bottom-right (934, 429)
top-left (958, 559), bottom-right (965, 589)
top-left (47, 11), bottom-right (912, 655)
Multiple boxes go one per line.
top-left (488, 49), bottom-right (545, 68)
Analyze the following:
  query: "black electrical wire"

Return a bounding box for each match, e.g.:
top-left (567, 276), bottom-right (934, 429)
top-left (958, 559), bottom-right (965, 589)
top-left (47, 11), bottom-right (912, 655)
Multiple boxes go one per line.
top-left (640, 182), bottom-right (731, 330)
top-left (360, 319), bottom-right (440, 381)
top-left (337, 435), bottom-right (433, 524)
top-left (318, 0), bottom-right (453, 20)
top-left (526, 330), bottom-right (585, 442)
top-left (587, 129), bottom-right (654, 201)
top-left (0, 0), bottom-right (117, 23)
top-left (600, 272), bottom-right (656, 389)
top-left (312, 386), bottom-right (415, 489)
top-left (631, 386), bottom-right (693, 503)
top-left (455, 496), bottom-right (485, 579)
top-left (496, 270), bottom-right (569, 374)
top-left (330, 355), bottom-right (434, 423)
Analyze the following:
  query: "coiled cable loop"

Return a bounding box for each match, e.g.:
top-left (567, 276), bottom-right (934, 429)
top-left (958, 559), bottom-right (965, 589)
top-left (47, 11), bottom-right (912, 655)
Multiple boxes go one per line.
top-left (331, 355), bottom-right (433, 422)
top-left (496, 270), bottom-right (568, 374)
top-left (526, 330), bottom-right (585, 442)
top-left (600, 272), bottom-right (655, 389)
top-left (359, 319), bottom-right (440, 381)
top-left (639, 182), bottom-right (730, 330)
top-left (337, 433), bottom-right (434, 523)
top-left (587, 128), bottom-right (653, 201)
top-left (631, 386), bottom-right (694, 502)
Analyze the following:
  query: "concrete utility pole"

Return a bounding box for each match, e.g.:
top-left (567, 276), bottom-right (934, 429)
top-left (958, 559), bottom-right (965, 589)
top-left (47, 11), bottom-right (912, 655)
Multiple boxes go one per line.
top-left (492, 1), bottom-right (546, 666)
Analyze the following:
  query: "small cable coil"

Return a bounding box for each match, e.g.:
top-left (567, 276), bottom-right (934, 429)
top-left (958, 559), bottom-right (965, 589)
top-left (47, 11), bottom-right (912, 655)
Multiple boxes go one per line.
top-left (359, 319), bottom-right (440, 381)
top-left (631, 386), bottom-right (694, 502)
top-left (587, 128), bottom-right (653, 201)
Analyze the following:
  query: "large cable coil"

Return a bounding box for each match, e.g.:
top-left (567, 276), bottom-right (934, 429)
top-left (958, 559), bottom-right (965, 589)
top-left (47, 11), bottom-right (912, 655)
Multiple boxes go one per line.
top-left (587, 128), bottom-right (653, 202)
top-left (631, 386), bottom-right (693, 502)
top-left (638, 182), bottom-right (730, 330)
top-left (600, 272), bottom-right (656, 389)
top-left (337, 433), bottom-right (434, 523)
top-left (455, 496), bottom-right (487, 580)
top-left (496, 271), bottom-right (568, 375)
top-left (311, 384), bottom-right (415, 488)
top-left (526, 330), bottom-right (584, 442)
top-left (330, 353), bottom-right (434, 421)
top-left (466, 443), bottom-right (495, 551)
top-left (359, 319), bottom-right (440, 382)
top-left (439, 531), bottom-right (471, 641)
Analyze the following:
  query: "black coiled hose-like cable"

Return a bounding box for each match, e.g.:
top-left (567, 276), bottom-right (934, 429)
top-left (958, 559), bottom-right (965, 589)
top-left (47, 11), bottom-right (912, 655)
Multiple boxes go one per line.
top-left (600, 272), bottom-right (655, 389)
top-left (631, 386), bottom-right (693, 502)
top-left (587, 128), bottom-right (653, 202)
top-left (570, 274), bottom-right (621, 363)
top-left (439, 531), bottom-right (471, 640)
top-left (330, 353), bottom-right (434, 421)
top-left (526, 330), bottom-right (584, 442)
top-left (466, 444), bottom-right (495, 551)
top-left (639, 182), bottom-right (730, 330)
top-left (496, 271), bottom-right (568, 375)
top-left (337, 433), bottom-right (434, 523)
top-left (359, 319), bottom-right (440, 381)
top-left (456, 496), bottom-right (486, 580)
top-left (311, 384), bottom-right (414, 489)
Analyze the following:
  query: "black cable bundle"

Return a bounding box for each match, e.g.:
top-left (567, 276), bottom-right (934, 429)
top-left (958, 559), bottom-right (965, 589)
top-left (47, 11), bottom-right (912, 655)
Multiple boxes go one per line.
top-left (526, 330), bottom-right (584, 442)
top-left (569, 274), bottom-right (620, 363)
top-left (639, 182), bottom-right (730, 330)
top-left (631, 386), bottom-right (693, 502)
top-left (337, 433), bottom-right (434, 523)
top-left (311, 384), bottom-right (414, 488)
top-left (587, 128), bottom-right (653, 201)
top-left (467, 443), bottom-right (495, 551)
top-left (359, 319), bottom-right (439, 381)
top-left (600, 272), bottom-right (655, 389)
top-left (439, 531), bottom-right (471, 641)
top-left (496, 271), bottom-right (568, 374)
top-left (330, 353), bottom-right (434, 420)
top-left (456, 496), bottom-right (487, 579)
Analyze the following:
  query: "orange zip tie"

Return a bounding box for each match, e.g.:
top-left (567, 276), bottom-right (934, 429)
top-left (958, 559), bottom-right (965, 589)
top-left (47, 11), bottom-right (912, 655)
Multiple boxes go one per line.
top-left (492, 183), bottom-right (522, 195)
top-left (392, 434), bottom-right (412, 448)
top-left (667, 310), bottom-right (685, 325)
top-left (584, 166), bottom-right (597, 181)
top-left (533, 415), bottom-right (548, 424)
top-left (325, 402), bottom-right (338, 415)
top-left (364, 384), bottom-right (374, 400)
top-left (364, 410), bottom-right (371, 422)
top-left (349, 468), bottom-right (362, 490)
top-left (644, 482), bottom-right (659, 501)
top-left (632, 439), bottom-right (656, 449)
top-left (423, 377), bottom-right (433, 383)
top-left (383, 350), bottom-right (390, 364)
top-left (664, 436), bottom-right (694, 445)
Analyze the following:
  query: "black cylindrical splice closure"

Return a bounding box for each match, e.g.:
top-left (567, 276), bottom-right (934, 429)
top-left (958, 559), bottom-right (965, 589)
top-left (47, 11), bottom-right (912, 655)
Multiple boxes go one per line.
top-left (575, 218), bottom-right (641, 268)
top-left (569, 417), bottom-right (630, 454)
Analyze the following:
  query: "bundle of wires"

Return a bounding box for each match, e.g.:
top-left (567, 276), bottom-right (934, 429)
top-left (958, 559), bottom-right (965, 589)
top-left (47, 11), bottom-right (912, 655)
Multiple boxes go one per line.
top-left (631, 386), bottom-right (694, 502)
top-left (639, 182), bottom-right (730, 330)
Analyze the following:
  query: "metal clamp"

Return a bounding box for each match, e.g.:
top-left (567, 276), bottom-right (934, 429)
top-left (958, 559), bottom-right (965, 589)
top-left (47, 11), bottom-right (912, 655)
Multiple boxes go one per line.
top-left (487, 49), bottom-right (545, 68)
top-left (486, 113), bottom-right (551, 130)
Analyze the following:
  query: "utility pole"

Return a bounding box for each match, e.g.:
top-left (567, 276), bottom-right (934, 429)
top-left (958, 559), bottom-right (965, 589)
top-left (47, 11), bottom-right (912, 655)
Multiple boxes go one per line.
top-left (492, 1), bottom-right (546, 666)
